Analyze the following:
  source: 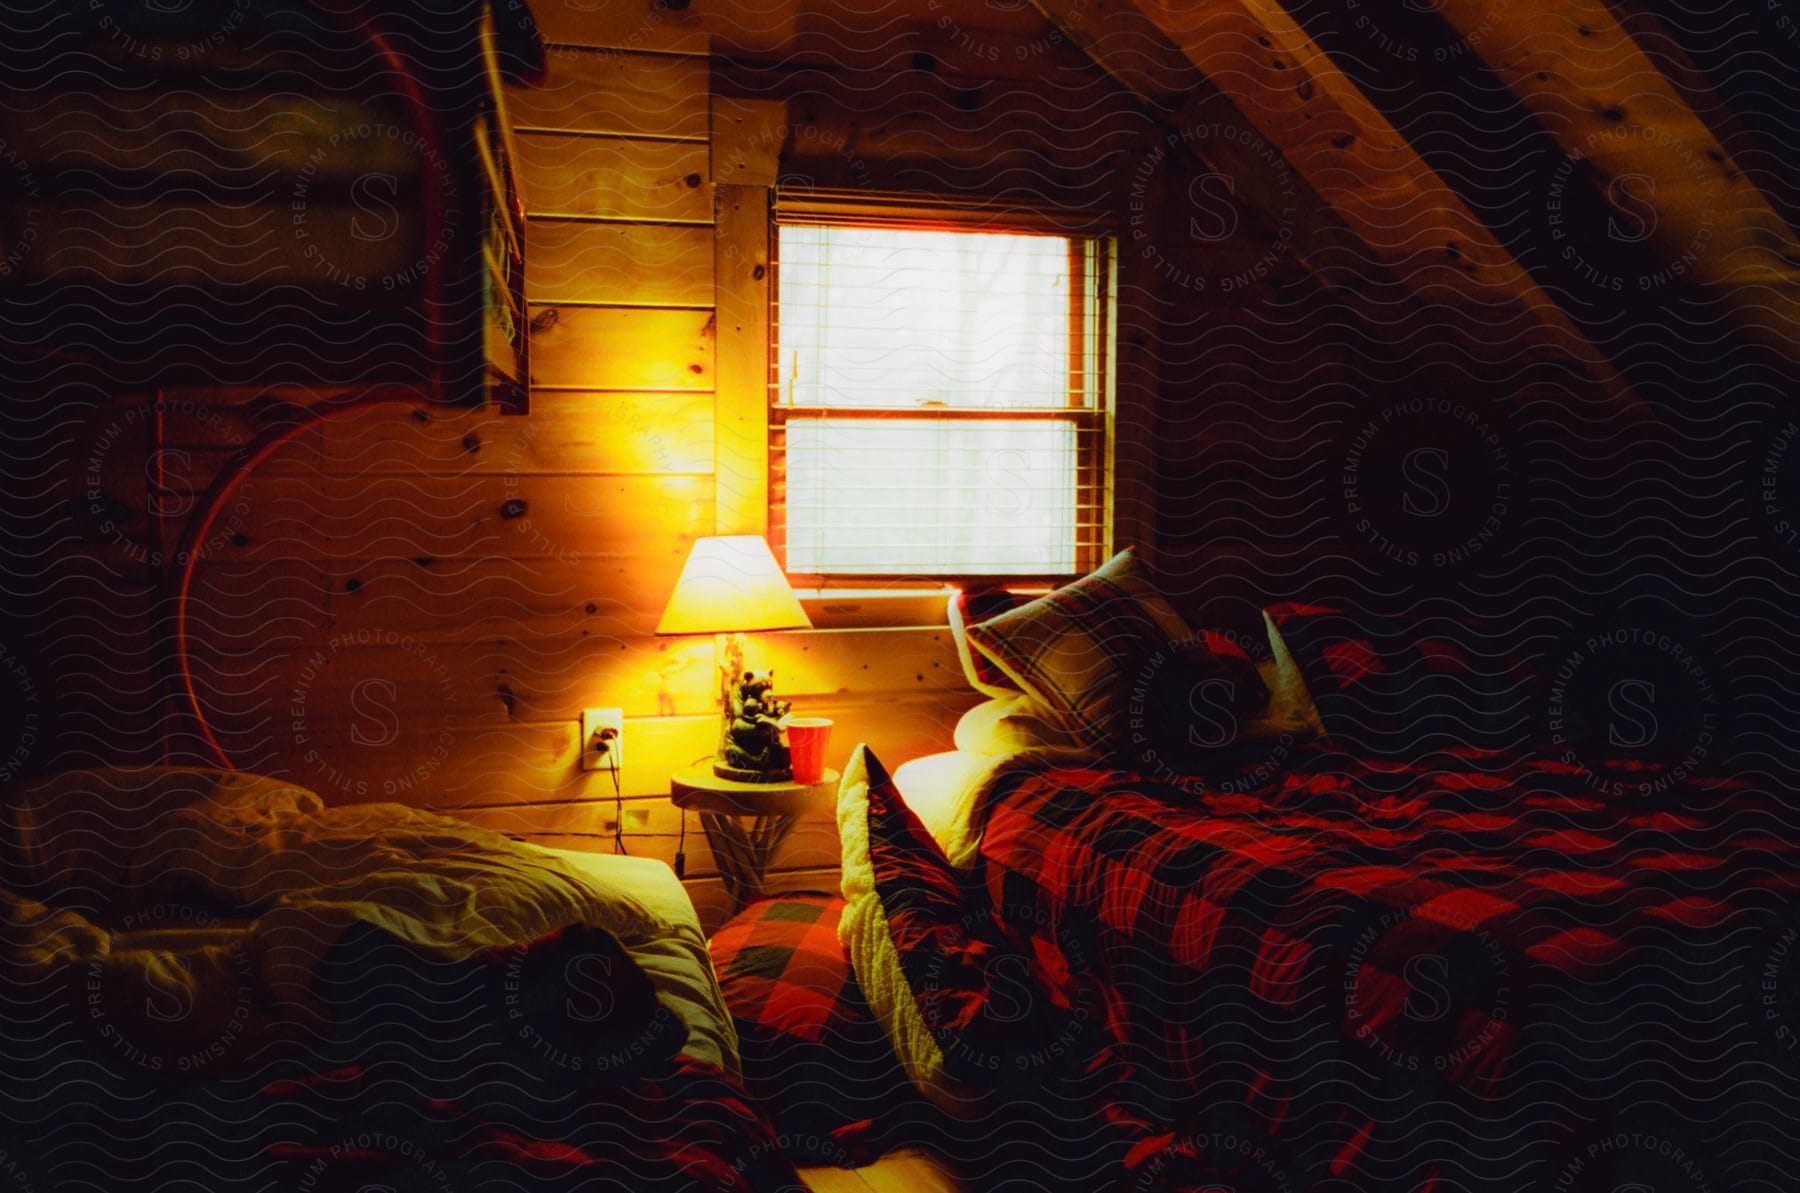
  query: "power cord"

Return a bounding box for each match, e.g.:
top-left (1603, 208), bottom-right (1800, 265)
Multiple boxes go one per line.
top-left (593, 726), bottom-right (626, 856)
top-left (674, 753), bottom-right (711, 880)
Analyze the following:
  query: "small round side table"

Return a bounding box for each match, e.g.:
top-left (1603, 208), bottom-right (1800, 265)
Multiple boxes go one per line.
top-left (669, 762), bottom-right (840, 909)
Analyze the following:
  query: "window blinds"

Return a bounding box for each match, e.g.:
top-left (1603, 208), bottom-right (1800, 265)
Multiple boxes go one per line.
top-left (770, 220), bottom-right (1109, 579)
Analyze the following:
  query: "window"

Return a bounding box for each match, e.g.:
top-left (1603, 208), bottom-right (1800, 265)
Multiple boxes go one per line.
top-left (770, 216), bottom-right (1112, 581)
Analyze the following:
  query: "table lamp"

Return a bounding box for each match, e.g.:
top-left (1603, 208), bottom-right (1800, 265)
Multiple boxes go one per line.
top-left (656, 535), bottom-right (813, 782)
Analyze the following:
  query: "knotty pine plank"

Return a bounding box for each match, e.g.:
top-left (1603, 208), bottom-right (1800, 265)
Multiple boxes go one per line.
top-left (167, 392), bottom-right (715, 480)
top-left (189, 626), bottom-right (969, 732)
top-left (164, 472), bottom-right (713, 563)
top-left (506, 47), bottom-right (709, 139)
top-left (524, 0), bottom-right (710, 55)
top-left (719, 59), bottom-right (1140, 214)
top-left (208, 718), bottom-right (624, 806)
top-left (193, 633), bottom-right (705, 731)
top-left (528, 305), bottom-right (715, 391)
top-left (525, 220), bottom-right (714, 307)
top-left (784, 8), bottom-right (1099, 84)
top-left (513, 132), bottom-right (712, 223)
top-left (153, 386), bottom-right (353, 449)
top-left (330, 391), bottom-right (714, 474)
top-left (183, 560), bottom-right (334, 644)
top-left (710, 183), bottom-right (769, 535)
top-left (200, 693), bottom-right (969, 810)
top-left (710, 96), bottom-right (784, 188)
top-left (526, 0), bottom-right (796, 55)
top-left (318, 552), bottom-right (682, 639)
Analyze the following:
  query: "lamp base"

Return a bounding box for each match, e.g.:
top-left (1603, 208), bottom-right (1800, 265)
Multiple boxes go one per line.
top-left (712, 760), bottom-right (794, 784)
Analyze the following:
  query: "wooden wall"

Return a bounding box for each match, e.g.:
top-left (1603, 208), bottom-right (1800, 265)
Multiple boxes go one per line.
top-left (142, 151), bottom-right (962, 931)
top-left (15, 0), bottom-right (1627, 928)
top-left (10, 0), bottom-right (1193, 928)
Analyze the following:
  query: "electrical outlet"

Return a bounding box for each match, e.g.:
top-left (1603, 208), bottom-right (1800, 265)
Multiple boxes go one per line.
top-left (581, 708), bottom-right (624, 772)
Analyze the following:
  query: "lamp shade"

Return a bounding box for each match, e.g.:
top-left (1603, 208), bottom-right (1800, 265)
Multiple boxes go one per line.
top-left (655, 535), bottom-right (812, 635)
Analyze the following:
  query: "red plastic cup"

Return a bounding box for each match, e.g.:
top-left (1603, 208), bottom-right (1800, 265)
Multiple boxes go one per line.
top-left (786, 717), bottom-right (833, 784)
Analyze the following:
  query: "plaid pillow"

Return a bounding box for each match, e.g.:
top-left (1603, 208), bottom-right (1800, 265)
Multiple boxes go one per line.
top-left (962, 548), bottom-right (1194, 750)
top-left (1126, 638), bottom-right (1273, 774)
top-left (1267, 603), bottom-right (1530, 756)
top-left (1266, 602), bottom-right (1411, 755)
top-left (709, 893), bottom-right (919, 1160)
top-left (946, 587), bottom-right (1030, 696)
top-left (837, 746), bottom-right (1077, 1114)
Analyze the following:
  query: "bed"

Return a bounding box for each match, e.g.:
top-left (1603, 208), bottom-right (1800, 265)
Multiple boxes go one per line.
top-left (855, 569), bottom-right (1800, 1192)
top-left (0, 766), bottom-right (802, 1192)
top-left (888, 738), bottom-right (1800, 1192)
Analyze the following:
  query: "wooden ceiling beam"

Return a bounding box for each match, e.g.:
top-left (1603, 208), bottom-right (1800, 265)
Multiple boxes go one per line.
top-left (1432, 0), bottom-right (1800, 362)
top-left (1605, 0), bottom-right (1800, 226)
top-left (1035, 0), bottom-right (1458, 303)
top-left (1033, 0), bottom-right (1648, 414)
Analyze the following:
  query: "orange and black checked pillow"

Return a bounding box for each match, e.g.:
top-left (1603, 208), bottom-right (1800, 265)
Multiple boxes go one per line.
top-left (708, 894), bottom-right (920, 1161)
top-left (962, 547), bottom-right (1194, 751)
top-left (1267, 602), bottom-right (1534, 756)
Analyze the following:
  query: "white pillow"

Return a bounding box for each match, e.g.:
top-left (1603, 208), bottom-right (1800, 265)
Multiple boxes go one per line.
top-left (1250, 611), bottom-right (1326, 737)
top-left (951, 614), bottom-right (1320, 764)
top-left (952, 693), bottom-right (1084, 755)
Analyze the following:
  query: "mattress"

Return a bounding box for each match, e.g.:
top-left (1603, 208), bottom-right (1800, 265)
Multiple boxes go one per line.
top-left (541, 847), bottom-right (738, 1075)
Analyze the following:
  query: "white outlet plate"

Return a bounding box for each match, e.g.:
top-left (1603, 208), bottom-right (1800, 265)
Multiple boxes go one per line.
top-left (581, 708), bottom-right (624, 772)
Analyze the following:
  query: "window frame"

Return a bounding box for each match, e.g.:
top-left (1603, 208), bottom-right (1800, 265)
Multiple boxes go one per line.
top-left (766, 194), bottom-right (1117, 588)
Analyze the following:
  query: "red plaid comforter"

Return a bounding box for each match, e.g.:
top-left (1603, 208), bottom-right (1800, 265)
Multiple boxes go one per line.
top-left (975, 747), bottom-right (1800, 1192)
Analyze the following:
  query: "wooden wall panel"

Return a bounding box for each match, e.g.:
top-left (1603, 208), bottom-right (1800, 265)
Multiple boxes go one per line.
top-left (525, 0), bottom-right (710, 55)
top-left (526, 0), bottom-right (798, 56)
top-left (168, 473), bottom-right (713, 562)
top-left (166, 395), bottom-right (715, 482)
top-left (184, 561), bottom-right (334, 645)
top-left (508, 47), bottom-right (709, 139)
top-left (200, 687), bottom-right (968, 833)
top-left (297, 554), bottom-right (683, 639)
top-left (190, 624), bottom-right (963, 737)
top-left (514, 133), bottom-right (712, 223)
top-left (21, 201), bottom-right (423, 289)
top-left (110, 9), bottom-right (1146, 907)
top-left (525, 221), bottom-right (714, 307)
top-left (528, 305), bottom-right (715, 390)
top-left (0, 88), bottom-right (419, 180)
top-left (712, 184), bottom-right (771, 534)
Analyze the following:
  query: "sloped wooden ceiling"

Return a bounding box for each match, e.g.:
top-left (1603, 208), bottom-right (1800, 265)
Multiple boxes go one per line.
top-left (1428, 0), bottom-right (1800, 361)
top-left (1029, 0), bottom-right (1799, 386)
top-left (579, 0), bottom-right (1795, 404)
top-left (1032, 0), bottom-right (1646, 413)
